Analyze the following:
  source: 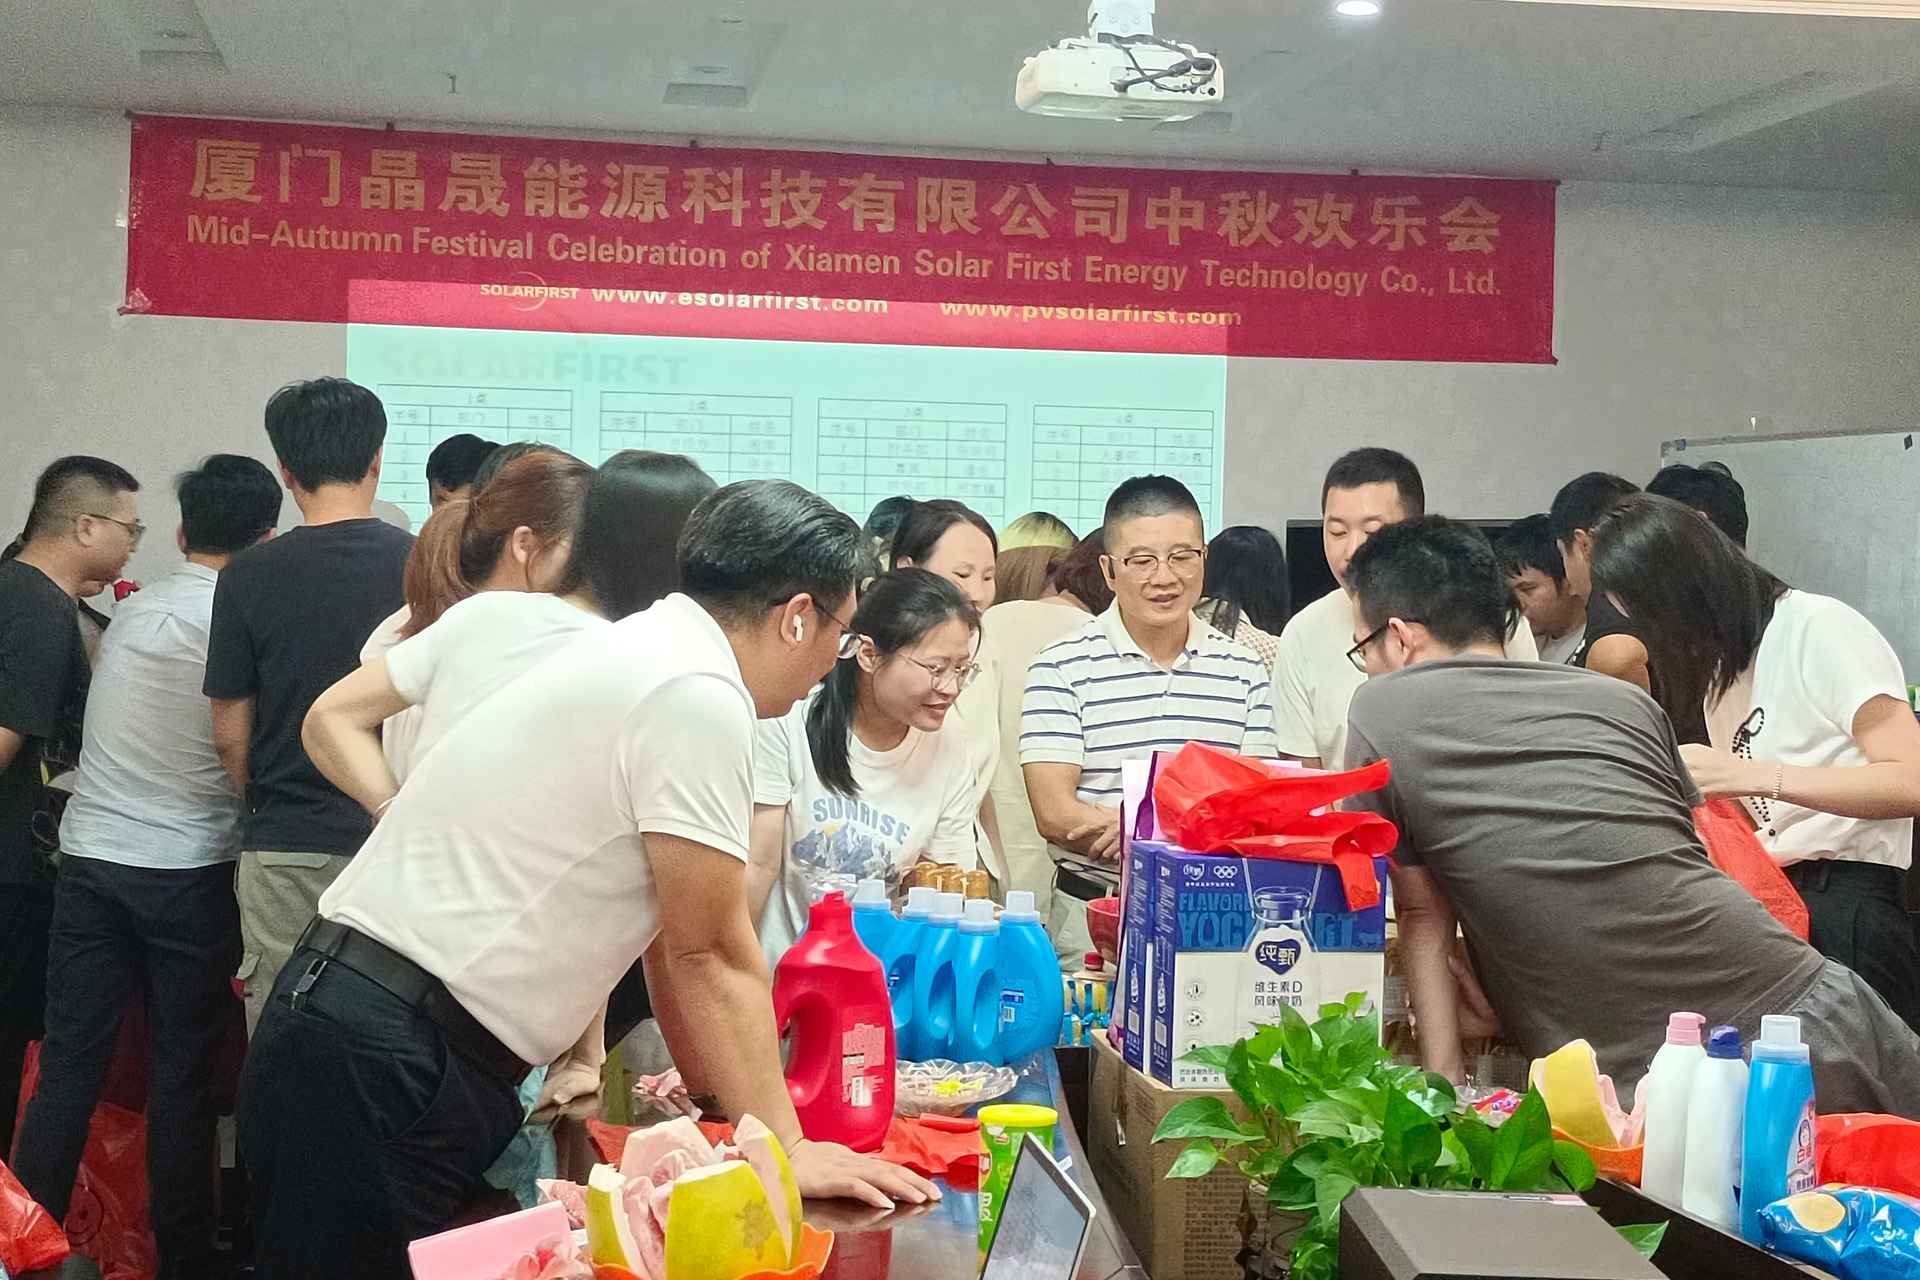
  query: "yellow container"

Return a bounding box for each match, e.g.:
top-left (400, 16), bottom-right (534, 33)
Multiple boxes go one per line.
top-left (978, 1103), bottom-right (1059, 1262)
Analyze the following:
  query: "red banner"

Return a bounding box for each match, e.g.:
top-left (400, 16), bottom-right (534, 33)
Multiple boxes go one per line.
top-left (126, 113), bottom-right (1556, 362)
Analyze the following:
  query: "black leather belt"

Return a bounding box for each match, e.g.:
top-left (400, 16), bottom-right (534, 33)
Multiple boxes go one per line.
top-left (1785, 858), bottom-right (1905, 901)
top-left (292, 918), bottom-right (533, 1087)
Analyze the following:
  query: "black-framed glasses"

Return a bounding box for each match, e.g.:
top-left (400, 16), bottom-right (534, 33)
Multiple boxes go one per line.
top-left (1106, 547), bottom-right (1206, 580)
top-left (768, 596), bottom-right (863, 660)
top-left (1346, 618), bottom-right (1424, 672)
top-left (82, 513), bottom-right (145, 549)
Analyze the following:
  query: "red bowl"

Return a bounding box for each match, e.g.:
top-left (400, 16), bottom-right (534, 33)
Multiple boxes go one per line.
top-left (1087, 896), bottom-right (1120, 965)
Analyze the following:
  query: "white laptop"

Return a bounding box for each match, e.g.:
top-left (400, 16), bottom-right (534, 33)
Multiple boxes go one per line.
top-left (981, 1135), bottom-right (1098, 1280)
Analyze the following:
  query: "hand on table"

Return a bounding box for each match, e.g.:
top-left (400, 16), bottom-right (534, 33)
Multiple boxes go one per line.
top-left (1678, 744), bottom-right (1767, 801)
top-left (789, 1139), bottom-right (942, 1209)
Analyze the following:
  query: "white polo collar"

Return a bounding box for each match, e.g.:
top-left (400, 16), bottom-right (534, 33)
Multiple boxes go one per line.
top-left (1097, 602), bottom-right (1212, 665)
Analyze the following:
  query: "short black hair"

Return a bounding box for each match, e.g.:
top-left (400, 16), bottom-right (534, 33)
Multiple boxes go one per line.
top-left (1493, 513), bottom-right (1564, 585)
top-left (1348, 516), bottom-right (1511, 651)
top-left (177, 454), bottom-right (281, 554)
top-left (471, 440), bottom-right (558, 492)
top-left (679, 480), bottom-right (867, 625)
top-left (23, 456), bottom-right (141, 540)
top-left (1102, 475), bottom-right (1203, 551)
top-left (1646, 464), bottom-right (1748, 548)
top-left (426, 434), bottom-right (498, 492)
top-left (263, 377), bottom-right (388, 492)
top-left (1321, 448), bottom-right (1425, 518)
top-left (1548, 472), bottom-right (1638, 546)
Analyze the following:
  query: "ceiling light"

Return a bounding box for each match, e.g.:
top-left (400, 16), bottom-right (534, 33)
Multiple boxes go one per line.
top-left (1335, 0), bottom-right (1383, 14)
top-left (1486, 2), bottom-right (1920, 17)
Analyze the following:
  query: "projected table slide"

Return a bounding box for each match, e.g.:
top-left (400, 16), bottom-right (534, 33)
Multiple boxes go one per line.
top-left (347, 326), bottom-right (1226, 534)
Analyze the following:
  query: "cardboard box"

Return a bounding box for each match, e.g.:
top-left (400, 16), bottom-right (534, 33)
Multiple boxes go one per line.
top-left (1147, 841), bottom-right (1388, 1089)
top-left (1118, 759), bottom-right (1155, 1071)
top-left (1339, 1188), bottom-right (1664, 1280)
top-left (1086, 1030), bottom-right (1294, 1280)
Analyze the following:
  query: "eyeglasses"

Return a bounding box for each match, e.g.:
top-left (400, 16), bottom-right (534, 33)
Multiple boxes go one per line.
top-left (902, 656), bottom-right (983, 693)
top-left (1107, 547), bottom-right (1206, 580)
top-left (82, 513), bottom-right (145, 550)
top-left (1346, 618), bottom-right (1424, 672)
top-left (820, 604), bottom-right (862, 661)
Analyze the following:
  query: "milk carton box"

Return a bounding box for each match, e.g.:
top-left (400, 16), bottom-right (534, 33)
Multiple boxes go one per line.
top-left (1147, 843), bottom-right (1388, 1089)
top-left (1117, 759), bottom-right (1156, 1070)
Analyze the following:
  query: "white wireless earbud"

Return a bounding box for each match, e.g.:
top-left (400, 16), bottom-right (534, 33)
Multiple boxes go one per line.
top-left (792, 616), bottom-right (805, 642)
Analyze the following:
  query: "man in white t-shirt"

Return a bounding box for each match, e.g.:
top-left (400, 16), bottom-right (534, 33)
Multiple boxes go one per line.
top-left (1273, 449), bottom-right (1539, 769)
top-left (236, 481), bottom-right (938, 1280)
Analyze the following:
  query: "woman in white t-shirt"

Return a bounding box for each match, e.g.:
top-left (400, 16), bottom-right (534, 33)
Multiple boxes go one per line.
top-left (1593, 493), bottom-right (1920, 1030)
top-left (751, 568), bottom-right (983, 968)
top-left (892, 501), bottom-right (1006, 881)
top-left (303, 451), bottom-right (718, 1191)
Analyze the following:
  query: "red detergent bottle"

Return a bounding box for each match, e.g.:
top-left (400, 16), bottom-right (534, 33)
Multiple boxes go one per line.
top-left (772, 890), bottom-right (897, 1152)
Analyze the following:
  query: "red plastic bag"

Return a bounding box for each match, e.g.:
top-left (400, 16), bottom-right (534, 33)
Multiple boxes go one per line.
top-left (1693, 800), bottom-right (1810, 940)
top-left (0, 1158), bottom-right (70, 1274)
top-left (1151, 743), bottom-right (1399, 910)
top-left (14, 1042), bottom-right (157, 1280)
top-left (1818, 1114), bottom-right (1920, 1199)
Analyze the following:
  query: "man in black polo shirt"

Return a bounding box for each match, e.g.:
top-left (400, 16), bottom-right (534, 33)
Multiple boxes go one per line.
top-left (205, 378), bottom-right (413, 1033)
top-left (0, 455), bottom-right (141, 1153)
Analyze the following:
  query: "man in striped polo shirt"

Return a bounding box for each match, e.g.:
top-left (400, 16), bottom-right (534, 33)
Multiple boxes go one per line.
top-left (1021, 476), bottom-right (1279, 963)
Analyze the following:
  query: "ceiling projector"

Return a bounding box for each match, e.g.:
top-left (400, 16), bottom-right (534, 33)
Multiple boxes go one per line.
top-left (1016, 0), bottom-right (1224, 122)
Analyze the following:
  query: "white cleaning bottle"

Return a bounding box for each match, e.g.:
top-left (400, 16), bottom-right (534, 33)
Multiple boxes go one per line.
top-left (1640, 1011), bottom-right (1707, 1204)
top-left (1681, 1024), bottom-right (1748, 1230)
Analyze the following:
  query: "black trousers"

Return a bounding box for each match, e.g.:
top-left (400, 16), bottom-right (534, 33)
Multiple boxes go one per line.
top-left (237, 949), bottom-right (522, 1280)
top-left (12, 856), bottom-right (241, 1271)
top-left (0, 882), bottom-right (54, 1160)
top-left (1790, 858), bottom-right (1920, 1033)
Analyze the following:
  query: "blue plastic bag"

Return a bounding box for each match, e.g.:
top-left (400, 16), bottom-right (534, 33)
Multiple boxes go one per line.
top-left (1760, 1185), bottom-right (1920, 1280)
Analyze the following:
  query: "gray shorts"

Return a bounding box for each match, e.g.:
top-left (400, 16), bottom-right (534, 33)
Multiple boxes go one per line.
top-left (1788, 959), bottom-right (1920, 1119)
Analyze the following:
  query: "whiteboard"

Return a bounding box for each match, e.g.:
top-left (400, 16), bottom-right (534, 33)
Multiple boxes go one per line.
top-left (1662, 429), bottom-right (1920, 679)
top-left (346, 324), bottom-right (1227, 535)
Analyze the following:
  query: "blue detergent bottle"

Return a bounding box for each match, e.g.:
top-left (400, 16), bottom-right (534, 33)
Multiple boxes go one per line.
top-left (949, 899), bottom-right (1006, 1066)
top-left (886, 886), bottom-right (937, 1040)
top-left (907, 892), bottom-right (966, 1061)
top-left (996, 889), bottom-right (1067, 1062)
top-left (1740, 1013), bottom-right (1818, 1244)
top-left (850, 878), bottom-right (897, 963)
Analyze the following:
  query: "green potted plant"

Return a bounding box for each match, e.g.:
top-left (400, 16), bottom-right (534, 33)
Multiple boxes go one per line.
top-left (1153, 994), bottom-right (1664, 1280)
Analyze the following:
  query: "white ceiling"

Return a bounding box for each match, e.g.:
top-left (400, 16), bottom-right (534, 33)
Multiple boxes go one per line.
top-left (4, 0), bottom-right (1919, 192)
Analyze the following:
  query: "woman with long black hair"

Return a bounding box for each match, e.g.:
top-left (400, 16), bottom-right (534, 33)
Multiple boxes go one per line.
top-left (749, 569), bottom-right (982, 966)
top-left (1592, 492), bottom-right (1920, 1029)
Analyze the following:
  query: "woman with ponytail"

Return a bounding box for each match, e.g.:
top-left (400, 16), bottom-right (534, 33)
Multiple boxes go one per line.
top-left (749, 568), bottom-right (983, 967)
top-left (300, 450), bottom-right (716, 1201)
top-left (352, 449), bottom-right (594, 778)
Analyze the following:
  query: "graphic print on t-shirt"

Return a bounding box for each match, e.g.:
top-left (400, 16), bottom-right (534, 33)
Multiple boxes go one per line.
top-left (1729, 706), bottom-right (1775, 830)
top-left (793, 794), bottom-right (917, 890)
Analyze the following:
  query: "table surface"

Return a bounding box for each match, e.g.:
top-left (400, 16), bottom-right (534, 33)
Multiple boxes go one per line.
top-left (802, 1048), bottom-right (1148, 1280)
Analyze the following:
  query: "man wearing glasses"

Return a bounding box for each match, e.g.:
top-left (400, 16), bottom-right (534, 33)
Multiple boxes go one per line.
top-left (0, 455), bottom-right (141, 1157)
top-left (1340, 516), bottom-right (1920, 1118)
top-left (1022, 476), bottom-right (1279, 964)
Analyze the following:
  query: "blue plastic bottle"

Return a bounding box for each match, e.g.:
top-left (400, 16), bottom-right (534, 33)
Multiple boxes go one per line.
top-left (1740, 1014), bottom-right (1818, 1244)
top-left (996, 889), bottom-right (1067, 1062)
top-left (949, 899), bottom-right (1006, 1066)
top-left (885, 886), bottom-right (937, 1038)
top-left (906, 892), bottom-right (966, 1061)
top-left (850, 878), bottom-right (898, 964)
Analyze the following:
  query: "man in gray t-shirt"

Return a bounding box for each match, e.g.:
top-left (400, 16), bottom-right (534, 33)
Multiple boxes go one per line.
top-left (1339, 517), bottom-right (1920, 1115)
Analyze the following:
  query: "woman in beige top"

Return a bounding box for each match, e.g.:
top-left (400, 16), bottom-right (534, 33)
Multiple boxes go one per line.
top-left (1196, 524), bottom-right (1292, 671)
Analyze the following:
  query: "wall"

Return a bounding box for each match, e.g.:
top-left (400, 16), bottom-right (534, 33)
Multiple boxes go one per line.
top-left (5, 105), bottom-right (1918, 588)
